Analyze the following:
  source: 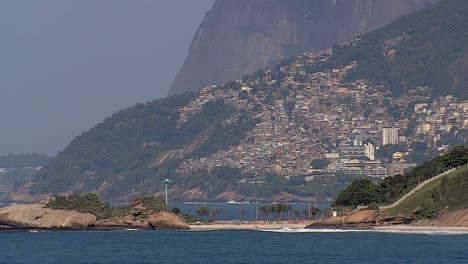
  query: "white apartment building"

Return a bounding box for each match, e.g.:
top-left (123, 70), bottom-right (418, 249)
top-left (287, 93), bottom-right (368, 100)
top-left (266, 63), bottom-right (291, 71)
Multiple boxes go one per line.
top-left (364, 143), bottom-right (375, 161)
top-left (381, 127), bottom-right (399, 146)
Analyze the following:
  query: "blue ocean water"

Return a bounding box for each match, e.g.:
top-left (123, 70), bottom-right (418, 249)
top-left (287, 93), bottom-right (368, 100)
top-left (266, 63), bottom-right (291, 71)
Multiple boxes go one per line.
top-left (1, 230), bottom-right (467, 264)
top-left (170, 202), bottom-right (331, 221)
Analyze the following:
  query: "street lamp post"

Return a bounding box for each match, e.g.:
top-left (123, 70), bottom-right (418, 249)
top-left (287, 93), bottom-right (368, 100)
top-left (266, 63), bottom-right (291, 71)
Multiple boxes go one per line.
top-left (163, 178), bottom-right (172, 211)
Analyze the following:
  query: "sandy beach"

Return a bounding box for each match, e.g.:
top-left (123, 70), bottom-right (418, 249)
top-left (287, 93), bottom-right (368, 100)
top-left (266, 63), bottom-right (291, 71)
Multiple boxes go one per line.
top-left (189, 221), bottom-right (468, 232)
top-left (189, 221), bottom-right (310, 230)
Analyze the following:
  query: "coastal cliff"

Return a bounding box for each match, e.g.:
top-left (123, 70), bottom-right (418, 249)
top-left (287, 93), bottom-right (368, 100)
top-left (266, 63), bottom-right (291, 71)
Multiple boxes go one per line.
top-left (169, 0), bottom-right (433, 95)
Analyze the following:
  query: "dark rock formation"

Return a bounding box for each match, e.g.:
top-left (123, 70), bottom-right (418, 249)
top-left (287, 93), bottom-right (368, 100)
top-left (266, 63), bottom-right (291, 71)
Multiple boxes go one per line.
top-left (169, 0), bottom-right (433, 95)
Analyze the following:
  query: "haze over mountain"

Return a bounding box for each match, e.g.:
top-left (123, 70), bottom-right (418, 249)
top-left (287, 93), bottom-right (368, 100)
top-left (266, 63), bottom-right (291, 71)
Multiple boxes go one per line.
top-left (0, 0), bottom-right (213, 155)
top-left (169, 0), bottom-right (433, 95)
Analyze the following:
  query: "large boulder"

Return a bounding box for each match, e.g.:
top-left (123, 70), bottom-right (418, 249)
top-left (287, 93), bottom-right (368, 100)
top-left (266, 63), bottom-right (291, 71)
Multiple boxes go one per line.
top-left (344, 210), bottom-right (377, 224)
top-left (0, 204), bottom-right (96, 229)
top-left (148, 212), bottom-right (190, 230)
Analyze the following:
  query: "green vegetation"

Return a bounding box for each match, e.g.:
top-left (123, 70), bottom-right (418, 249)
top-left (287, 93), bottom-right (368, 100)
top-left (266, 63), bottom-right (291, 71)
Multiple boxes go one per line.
top-left (310, 159), bottom-right (331, 170)
top-left (46, 193), bottom-right (167, 220)
top-left (385, 165), bottom-right (468, 218)
top-left (47, 193), bottom-right (128, 220)
top-left (380, 145), bottom-right (468, 202)
top-left (333, 180), bottom-right (387, 207)
top-left (32, 93), bottom-right (259, 198)
top-left (334, 145), bottom-right (468, 208)
top-left (181, 213), bottom-right (200, 224)
top-left (311, 0), bottom-right (468, 98)
top-left (136, 196), bottom-right (167, 213)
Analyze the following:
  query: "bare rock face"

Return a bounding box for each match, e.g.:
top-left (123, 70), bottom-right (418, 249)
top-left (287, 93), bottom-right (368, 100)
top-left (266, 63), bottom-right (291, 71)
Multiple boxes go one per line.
top-left (169, 0), bottom-right (433, 95)
top-left (0, 204), bottom-right (96, 229)
top-left (433, 209), bottom-right (468, 227)
top-left (345, 210), bottom-right (377, 224)
top-left (306, 217), bottom-right (343, 229)
top-left (147, 212), bottom-right (190, 230)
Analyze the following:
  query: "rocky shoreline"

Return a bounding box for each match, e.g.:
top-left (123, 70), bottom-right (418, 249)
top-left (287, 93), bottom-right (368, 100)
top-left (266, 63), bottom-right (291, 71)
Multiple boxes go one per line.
top-left (305, 209), bottom-right (468, 230)
top-left (0, 203), bottom-right (189, 232)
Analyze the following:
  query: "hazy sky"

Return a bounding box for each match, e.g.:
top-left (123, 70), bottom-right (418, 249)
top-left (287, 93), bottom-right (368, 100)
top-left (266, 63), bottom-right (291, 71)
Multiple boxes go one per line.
top-left (0, 0), bottom-right (214, 156)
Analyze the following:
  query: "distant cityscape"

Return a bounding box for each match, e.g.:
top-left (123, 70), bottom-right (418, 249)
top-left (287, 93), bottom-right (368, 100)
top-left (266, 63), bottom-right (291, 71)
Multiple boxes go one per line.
top-left (175, 47), bottom-right (468, 183)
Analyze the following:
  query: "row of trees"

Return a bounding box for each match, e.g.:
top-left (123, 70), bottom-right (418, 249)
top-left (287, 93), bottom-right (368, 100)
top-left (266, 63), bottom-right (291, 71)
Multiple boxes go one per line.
top-left (195, 207), bottom-right (227, 221)
top-left (195, 204), bottom-right (321, 221)
top-left (258, 204), bottom-right (321, 221)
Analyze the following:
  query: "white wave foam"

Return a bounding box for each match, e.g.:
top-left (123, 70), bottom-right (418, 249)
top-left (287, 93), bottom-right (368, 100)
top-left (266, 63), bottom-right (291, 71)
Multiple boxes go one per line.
top-left (257, 228), bottom-right (468, 235)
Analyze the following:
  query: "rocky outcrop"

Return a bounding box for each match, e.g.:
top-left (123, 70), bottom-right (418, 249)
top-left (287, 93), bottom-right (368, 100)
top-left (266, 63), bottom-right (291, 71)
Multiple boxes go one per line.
top-left (307, 216), bottom-right (344, 229)
top-left (306, 210), bottom-right (415, 229)
top-left (0, 197), bottom-right (190, 231)
top-left (344, 210), bottom-right (377, 224)
top-left (169, 0), bottom-right (433, 95)
top-left (0, 204), bottom-right (96, 229)
top-left (94, 198), bottom-right (190, 230)
top-left (375, 215), bottom-right (414, 226)
top-left (94, 212), bottom-right (189, 230)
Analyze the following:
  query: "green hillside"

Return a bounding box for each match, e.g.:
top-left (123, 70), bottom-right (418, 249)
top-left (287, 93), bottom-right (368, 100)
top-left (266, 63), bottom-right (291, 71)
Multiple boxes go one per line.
top-left (385, 165), bottom-right (468, 218)
top-left (33, 93), bottom-right (258, 197)
top-left (334, 145), bottom-right (468, 213)
top-left (313, 0), bottom-right (468, 98)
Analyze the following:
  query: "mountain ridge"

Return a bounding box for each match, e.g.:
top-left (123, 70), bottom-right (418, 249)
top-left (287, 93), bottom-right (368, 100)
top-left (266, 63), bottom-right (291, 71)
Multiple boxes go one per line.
top-left (169, 0), bottom-right (434, 95)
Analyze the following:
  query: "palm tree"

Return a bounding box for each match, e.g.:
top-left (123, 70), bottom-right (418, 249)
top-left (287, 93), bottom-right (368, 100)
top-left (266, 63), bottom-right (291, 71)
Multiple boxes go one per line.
top-left (259, 205), bottom-right (269, 221)
top-left (286, 204), bottom-right (292, 220)
top-left (293, 208), bottom-right (301, 219)
top-left (270, 205), bottom-right (278, 220)
top-left (302, 208), bottom-right (310, 219)
top-left (311, 207), bottom-right (321, 219)
top-left (277, 203), bottom-right (287, 220)
top-left (196, 206), bottom-right (210, 220)
top-left (210, 208), bottom-right (222, 221)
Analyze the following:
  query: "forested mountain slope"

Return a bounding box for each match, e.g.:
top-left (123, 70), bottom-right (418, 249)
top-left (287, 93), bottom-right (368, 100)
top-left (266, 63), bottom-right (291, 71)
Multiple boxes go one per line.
top-left (314, 0), bottom-right (468, 98)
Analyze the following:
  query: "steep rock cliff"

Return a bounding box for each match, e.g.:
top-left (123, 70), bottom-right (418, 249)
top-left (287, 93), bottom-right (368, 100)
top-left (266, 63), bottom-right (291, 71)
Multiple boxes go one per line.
top-left (169, 0), bottom-right (433, 95)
